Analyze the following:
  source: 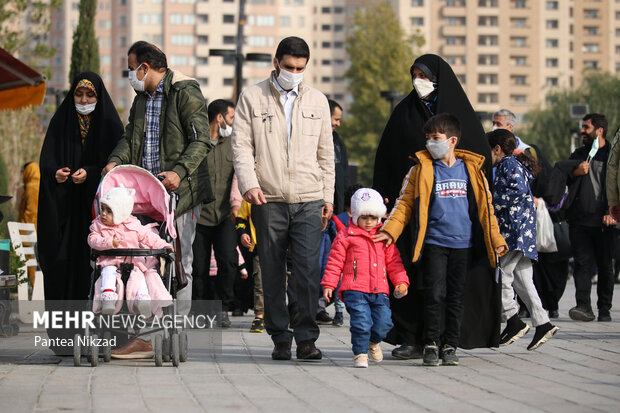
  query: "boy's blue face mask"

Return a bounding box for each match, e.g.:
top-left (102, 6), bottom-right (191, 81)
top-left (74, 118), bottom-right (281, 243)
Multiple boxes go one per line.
top-left (426, 139), bottom-right (451, 160)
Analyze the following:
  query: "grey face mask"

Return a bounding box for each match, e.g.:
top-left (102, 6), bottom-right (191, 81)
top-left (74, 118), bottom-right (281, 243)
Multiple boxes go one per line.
top-left (425, 139), bottom-right (450, 160)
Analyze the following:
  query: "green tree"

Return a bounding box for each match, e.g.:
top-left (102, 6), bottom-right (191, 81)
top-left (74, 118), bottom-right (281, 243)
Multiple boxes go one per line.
top-left (340, 0), bottom-right (424, 185)
top-left (522, 71), bottom-right (620, 163)
top-left (69, 0), bottom-right (100, 83)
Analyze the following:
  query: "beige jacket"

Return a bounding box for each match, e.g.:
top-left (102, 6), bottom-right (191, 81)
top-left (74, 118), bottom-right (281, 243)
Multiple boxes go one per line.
top-left (232, 73), bottom-right (335, 204)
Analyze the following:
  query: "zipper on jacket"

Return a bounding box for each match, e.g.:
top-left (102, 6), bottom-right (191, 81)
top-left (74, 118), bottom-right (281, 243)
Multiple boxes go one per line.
top-left (191, 122), bottom-right (198, 141)
top-left (353, 260), bottom-right (357, 281)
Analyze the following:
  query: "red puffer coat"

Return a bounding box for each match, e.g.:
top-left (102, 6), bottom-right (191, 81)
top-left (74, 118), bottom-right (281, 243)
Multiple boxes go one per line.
top-left (321, 222), bottom-right (409, 299)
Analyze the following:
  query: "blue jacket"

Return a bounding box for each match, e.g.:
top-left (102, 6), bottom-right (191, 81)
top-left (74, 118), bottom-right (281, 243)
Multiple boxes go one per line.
top-left (493, 156), bottom-right (537, 260)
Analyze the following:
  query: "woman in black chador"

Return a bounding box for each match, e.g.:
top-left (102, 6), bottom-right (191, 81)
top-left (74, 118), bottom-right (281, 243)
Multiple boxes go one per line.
top-left (38, 72), bottom-right (123, 353)
top-left (373, 54), bottom-right (499, 357)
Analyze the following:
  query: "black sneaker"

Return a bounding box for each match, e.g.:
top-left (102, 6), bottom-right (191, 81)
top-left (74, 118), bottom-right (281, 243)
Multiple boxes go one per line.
top-left (440, 344), bottom-right (459, 366)
top-left (250, 318), bottom-right (265, 333)
top-left (392, 343), bottom-right (423, 359)
top-left (296, 340), bottom-right (322, 360)
top-left (548, 310), bottom-right (559, 319)
top-left (316, 310), bottom-right (333, 325)
top-left (332, 312), bottom-right (344, 327)
top-left (423, 343), bottom-right (439, 366)
top-left (272, 341), bottom-right (292, 360)
top-left (527, 322), bottom-right (559, 351)
top-left (499, 314), bottom-right (530, 347)
top-left (568, 306), bottom-right (595, 322)
top-left (598, 311), bottom-right (612, 322)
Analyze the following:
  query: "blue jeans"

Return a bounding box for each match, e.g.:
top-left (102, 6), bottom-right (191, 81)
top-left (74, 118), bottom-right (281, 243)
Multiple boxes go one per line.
top-left (342, 291), bottom-right (393, 355)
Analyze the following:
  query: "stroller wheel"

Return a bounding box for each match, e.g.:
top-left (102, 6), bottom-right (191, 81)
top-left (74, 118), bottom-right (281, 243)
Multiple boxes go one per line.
top-left (171, 333), bottom-right (180, 367)
top-left (90, 335), bottom-right (99, 367)
top-left (154, 335), bottom-right (163, 367)
top-left (162, 336), bottom-right (171, 362)
top-left (73, 334), bottom-right (82, 367)
top-left (179, 331), bottom-right (188, 362)
top-left (103, 332), bottom-right (112, 362)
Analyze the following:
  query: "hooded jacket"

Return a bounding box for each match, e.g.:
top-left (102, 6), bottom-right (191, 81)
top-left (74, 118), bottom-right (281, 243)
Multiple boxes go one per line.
top-left (107, 69), bottom-right (213, 216)
top-left (382, 149), bottom-right (507, 268)
top-left (321, 221), bottom-right (409, 299)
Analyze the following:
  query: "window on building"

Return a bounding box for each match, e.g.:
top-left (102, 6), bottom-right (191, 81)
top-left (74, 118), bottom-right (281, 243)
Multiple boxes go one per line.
top-left (411, 17), bottom-right (424, 25)
top-left (321, 24), bottom-right (331, 31)
top-left (546, 57), bottom-right (558, 67)
top-left (248, 36), bottom-right (268, 46)
top-left (616, 45), bottom-right (620, 54)
top-left (478, 54), bottom-right (498, 65)
top-left (546, 77), bottom-right (559, 86)
top-left (334, 6), bottom-right (344, 13)
top-left (585, 60), bottom-right (599, 69)
top-left (446, 17), bottom-right (466, 26)
top-left (223, 78), bottom-right (233, 86)
top-left (197, 57), bottom-right (208, 65)
top-left (298, 16), bottom-right (305, 27)
top-left (478, 93), bottom-right (498, 103)
top-left (279, 16), bottom-right (290, 26)
top-left (321, 7), bottom-right (331, 13)
top-left (546, 19), bottom-right (558, 29)
top-left (322, 41), bottom-right (331, 48)
top-left (184, 14), bottom-right (195, 24)
top-left (198, 35), bottom-right (209, 44)
top-left (223, 35), bottom-right (236, 44)
top-left (512, 36), bottom-right (527, 47)
top-left (170, 56), bottom-right (188, 66)
top-left (511, 95), bottom-right (527, 103)
top-left (445, 36), bottom-right (466, 45)
top-left (321, 59), bottom-right (331, 65)
top-left (138, 14), bottom-right (150, 24)
top-left (513, 0), bottom-right (526, 8)
top-left (445, 56), bottom-right (457, 64)
top-left (584, 43), bottom-right (599, 52)
top-left (411, 0), bottom-right (423, 6)
top-left (546, 1), bottom-right (558, 10)
top-left (170, 14), bottom-right (182, 24)
top-left (171, 34), bottom-right (194, 45)
top-left (478, 35), bottom-right (498, 46)
top-left (223, 14), bottom-right (235, 23)
top-left (478, 0), bottom-right (497, 6)
top-left (478, 73), bottom-right (498, 84)
top-left (321, 76), bottom-right (331, 83)
top-left (119, 15), bottom-right (127, 26)
top-left (512, 55), bottom-right (527, 66)
top-left (256, 15), bottom-right (275, 26)
top-left (101, 55), bottom-right (111, 65)
top-left (334, 41), bottom-right (344, 48)
top-left (511, 18), bottom-right (526, 28)
top-left (585, 26), bottom-right (598, 35)
top-left (511, 75), bottom-right (527, 85)
top-left (119, 36), bottom-right (127, 47)
top-left (198, 14), bottom-right (209, 23)
top-left (334, 59), bottom-right (345, 66)
top-left (546, 39), bottom-right (559, 48)
top-left (478, 16), bottom-right (498, 26)
top-left (456, 74), bottom-right (466, 84)
top-left (334, 24), bottom-right (344, 31)
top-left (151, 14), bottom-right (163, 24)
top-left (584, 9), bottom-right (599, 18)
top-left (98, 20), bottom-right (111, 29)
top-left (446, 0), bottom-right (466, 6)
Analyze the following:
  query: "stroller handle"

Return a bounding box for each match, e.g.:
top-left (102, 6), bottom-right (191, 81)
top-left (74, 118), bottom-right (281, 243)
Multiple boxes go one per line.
top-left (91, 248), bottom-right (174, 259)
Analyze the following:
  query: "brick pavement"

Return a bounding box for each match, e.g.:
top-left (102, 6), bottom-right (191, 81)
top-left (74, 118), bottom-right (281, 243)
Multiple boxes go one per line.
top-left (0, 282), bottom-right (618, 413)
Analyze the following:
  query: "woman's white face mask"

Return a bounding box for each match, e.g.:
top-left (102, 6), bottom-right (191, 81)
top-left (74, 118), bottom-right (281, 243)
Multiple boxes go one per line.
top-left (413, 78), bottom-right (435, 99)
top-left (75, 102), bottom-right (97, 115)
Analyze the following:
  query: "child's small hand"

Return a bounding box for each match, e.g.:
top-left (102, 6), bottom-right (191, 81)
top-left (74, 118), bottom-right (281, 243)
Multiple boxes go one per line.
top-left (394, 284), bottom-right (408, 299)
top-left (112, 235), bottom-right (120, 248)
top-left (495, 245), bottom-right (507, 255)
top-left (372, 231), bottom-right (394, 246)
top-left (323, 287), bottom-right (333, 302)
top-left (240, 268), bottom-right (248, 280)
top-left (165, 245), bottom-right (174, 252)
top-left (240, 234), bottom-right (252, 249)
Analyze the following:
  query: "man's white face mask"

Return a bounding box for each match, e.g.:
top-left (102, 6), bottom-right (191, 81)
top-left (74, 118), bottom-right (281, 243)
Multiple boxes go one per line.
top-left (276, 62), bottom-right (304, 90)
top-left (128, 64), bottom-right (147, 92)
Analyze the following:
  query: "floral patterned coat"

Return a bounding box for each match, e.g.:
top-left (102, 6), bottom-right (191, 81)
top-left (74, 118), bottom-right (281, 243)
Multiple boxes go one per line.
top-left (493, 155), bottom-right (537, 260)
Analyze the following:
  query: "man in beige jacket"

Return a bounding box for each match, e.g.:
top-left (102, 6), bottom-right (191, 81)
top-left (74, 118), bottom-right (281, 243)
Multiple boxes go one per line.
top-left (232, 36), bottom-right (335, 361)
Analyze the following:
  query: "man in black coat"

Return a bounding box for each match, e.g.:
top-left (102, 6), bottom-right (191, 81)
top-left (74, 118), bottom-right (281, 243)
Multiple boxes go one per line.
top-left (329, 99), bottom-right (349, 215)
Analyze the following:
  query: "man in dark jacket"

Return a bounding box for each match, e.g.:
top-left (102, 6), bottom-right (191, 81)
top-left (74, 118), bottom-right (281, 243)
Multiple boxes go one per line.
top-left (329, 99), bottom-right (349, 215)
top-left (566, 113), bottom-right (616, 322)
top-left (103, 42), bottom-right (213, 357)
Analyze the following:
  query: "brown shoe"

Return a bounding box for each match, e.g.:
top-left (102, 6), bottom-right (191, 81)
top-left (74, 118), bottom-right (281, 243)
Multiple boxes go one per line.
top-left (111, 338), bottom-right (153, 359)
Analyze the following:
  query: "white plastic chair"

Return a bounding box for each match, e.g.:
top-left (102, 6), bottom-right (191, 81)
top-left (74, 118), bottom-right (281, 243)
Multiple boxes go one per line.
top-left (7, 222), bottom-right (44, 323)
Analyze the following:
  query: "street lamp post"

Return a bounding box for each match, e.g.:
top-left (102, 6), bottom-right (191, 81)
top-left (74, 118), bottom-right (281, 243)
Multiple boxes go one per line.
top-left (210, 0), bottom-right (271, 103)
top-left (380, 90), bottom-right (404, 113)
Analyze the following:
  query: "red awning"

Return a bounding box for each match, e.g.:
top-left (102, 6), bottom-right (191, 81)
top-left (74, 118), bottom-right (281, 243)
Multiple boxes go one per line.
top-left (0, 47), bottom-right (46, 111)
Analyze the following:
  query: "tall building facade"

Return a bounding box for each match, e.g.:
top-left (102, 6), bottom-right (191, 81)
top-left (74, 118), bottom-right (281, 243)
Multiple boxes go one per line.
top-left (47, 0), bottom-right (620, 122)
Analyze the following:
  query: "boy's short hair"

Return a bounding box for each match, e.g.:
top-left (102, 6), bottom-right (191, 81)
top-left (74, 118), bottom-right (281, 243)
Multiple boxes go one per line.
top-left (423, 113), bottom-right (461, 141)
top-left (486, 129), bottom-right (517, 155)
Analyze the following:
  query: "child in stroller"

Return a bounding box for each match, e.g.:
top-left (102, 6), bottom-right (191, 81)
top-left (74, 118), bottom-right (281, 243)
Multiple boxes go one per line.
top-left (88, 185), bottom-right (173, 318)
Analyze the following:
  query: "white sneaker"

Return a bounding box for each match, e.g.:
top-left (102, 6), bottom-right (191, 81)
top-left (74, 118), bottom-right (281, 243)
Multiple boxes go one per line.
top-left (100, 291), bottom-right (118, 315)
top-left (135, 293), bottom-right (152, 318)
top-left (369, 341), bottom-right (383, 362)
top-left (353, 353), bottom-right (368, 368)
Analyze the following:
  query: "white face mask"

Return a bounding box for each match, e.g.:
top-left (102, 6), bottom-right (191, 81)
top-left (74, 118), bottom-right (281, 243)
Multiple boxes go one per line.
top-left (218, 121), bottom-right (233, 138)
top-left (413, 78), bottom-right (435, 99)
top-left (491, 125), bottom-right (499, 131)
top-left (128, 63), bottom-right (147, 92)
top-left (276, 62), bottom-right (304, 90)
top-left (426, 139), bottom-right (451, 160)
top-left (75, 102), bottom-right (97, 115)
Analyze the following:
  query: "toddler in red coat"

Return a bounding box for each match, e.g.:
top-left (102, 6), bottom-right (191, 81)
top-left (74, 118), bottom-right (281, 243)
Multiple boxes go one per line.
top-left (321, 188), bottom-right (409, 368)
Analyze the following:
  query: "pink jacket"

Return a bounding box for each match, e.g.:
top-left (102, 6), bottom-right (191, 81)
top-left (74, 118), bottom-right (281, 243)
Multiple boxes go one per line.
top-left (321, 222), bottom-right (409, 299)
top-left (88, 215), bottom-right (171, 273)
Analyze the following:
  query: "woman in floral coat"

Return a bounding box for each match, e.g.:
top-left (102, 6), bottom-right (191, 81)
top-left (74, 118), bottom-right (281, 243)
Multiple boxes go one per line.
top-left (488, 129), bottom-right (559, 352)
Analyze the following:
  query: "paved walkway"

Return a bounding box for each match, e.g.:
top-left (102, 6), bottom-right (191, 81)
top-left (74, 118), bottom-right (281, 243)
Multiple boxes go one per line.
top-left (0, 282), bottom-right (619, 413)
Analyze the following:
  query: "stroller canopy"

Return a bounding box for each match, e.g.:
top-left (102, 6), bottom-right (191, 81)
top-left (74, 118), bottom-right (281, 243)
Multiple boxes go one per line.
top-left (95, 165), bottom-right (177, 239)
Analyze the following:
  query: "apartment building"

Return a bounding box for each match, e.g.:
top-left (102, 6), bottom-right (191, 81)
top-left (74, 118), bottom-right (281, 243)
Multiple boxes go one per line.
top-left (47, 0), bottom-right (620, 121)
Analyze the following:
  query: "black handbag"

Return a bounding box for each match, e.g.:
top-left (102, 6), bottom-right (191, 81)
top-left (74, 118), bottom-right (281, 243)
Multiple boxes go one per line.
top-left (548, 221), bottom-right (571, 262)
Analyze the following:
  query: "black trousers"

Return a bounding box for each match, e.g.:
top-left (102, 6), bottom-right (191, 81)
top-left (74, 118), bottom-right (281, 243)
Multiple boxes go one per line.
top-left (532, 255), bottom-right (569, 312)
top-left (420, 244), bottom-right (470, 347)
top-left (191, 220), bottom-right (238, 311)
top-left (253, 200), bottom-right (323, 345)
top-left (569, 224), bottom-right (615, 313)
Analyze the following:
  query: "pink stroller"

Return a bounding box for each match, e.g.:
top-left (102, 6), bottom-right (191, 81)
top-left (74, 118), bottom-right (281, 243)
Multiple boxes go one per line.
top-left (73, 165), bottom-right (186, 367)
